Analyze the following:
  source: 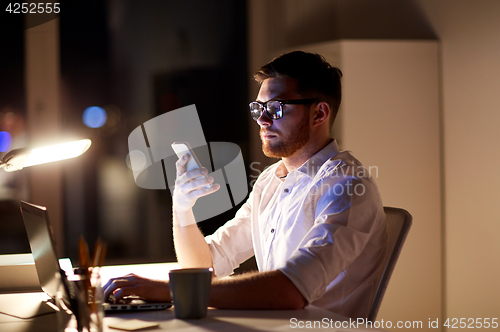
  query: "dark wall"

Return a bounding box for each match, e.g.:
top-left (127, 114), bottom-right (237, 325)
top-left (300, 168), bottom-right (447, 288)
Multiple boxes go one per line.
top-left (58, 0), bottom-right (248, 263)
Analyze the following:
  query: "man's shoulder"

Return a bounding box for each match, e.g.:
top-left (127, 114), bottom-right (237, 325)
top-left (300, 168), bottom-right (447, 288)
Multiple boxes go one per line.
top-left (316, 151), bottom-right (364, 176)
top-left (313, 150), bottom-right (378, 189)
top-left (257, 160), bottom-right (281, 177)
top-left (250, 160), bottom-right (281, 189)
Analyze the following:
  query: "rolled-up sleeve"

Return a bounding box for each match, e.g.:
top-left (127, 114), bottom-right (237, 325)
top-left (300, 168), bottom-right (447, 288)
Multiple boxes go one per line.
top-left (279, 176), bottom-right (380, 304)
top-left (205, 195), bottom-right (255, 278)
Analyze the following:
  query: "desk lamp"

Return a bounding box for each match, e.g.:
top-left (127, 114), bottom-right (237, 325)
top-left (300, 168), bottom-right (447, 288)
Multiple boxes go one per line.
top-left (0, 139), bottom-right (92, 172)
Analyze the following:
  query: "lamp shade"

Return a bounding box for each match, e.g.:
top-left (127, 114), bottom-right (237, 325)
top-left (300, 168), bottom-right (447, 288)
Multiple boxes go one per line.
top-left (0, 139), bottom-right (92, 172)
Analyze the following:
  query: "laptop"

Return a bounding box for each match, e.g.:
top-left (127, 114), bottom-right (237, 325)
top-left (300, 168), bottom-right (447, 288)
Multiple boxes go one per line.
top-left (18, 201), bottom-right (171, 314)
top-left (0, 202), bottom-right (73, 319)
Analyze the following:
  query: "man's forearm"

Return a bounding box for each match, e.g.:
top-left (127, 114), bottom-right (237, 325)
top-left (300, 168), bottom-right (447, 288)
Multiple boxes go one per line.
top-left (209, 270), bottom-right (307, 310)
top-left (172, 209), bottom-right (213, 268)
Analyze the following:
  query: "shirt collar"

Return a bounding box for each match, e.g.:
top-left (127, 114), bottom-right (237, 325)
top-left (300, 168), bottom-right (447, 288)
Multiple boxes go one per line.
top-left (273, 139), bottom-right (341, 179)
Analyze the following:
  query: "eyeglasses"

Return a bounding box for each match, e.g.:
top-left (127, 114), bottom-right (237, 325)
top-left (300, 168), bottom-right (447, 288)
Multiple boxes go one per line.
top-left (249, 99), bottom-right (319, 121)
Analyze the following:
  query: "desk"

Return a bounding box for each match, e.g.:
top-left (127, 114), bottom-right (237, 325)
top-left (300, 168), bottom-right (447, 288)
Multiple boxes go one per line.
top-left (0, 303), bottom-right (367, 332)
top-left (0, 262), bottom-right (382, 331)
top-left (105, 305), bottom-right (359, 332)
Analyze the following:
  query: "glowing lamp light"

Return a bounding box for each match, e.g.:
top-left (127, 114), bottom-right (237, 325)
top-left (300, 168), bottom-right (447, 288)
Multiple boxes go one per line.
top-left (0, 139), bottom-right (92, 172)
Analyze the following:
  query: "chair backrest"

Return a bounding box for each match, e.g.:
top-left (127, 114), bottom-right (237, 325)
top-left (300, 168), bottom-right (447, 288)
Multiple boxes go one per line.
top-left (367, 207), bottom-right (412, 321)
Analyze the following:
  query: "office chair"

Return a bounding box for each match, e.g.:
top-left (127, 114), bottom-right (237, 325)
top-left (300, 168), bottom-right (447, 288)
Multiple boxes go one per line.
top-left (367, 207), bottom-right (412, 321)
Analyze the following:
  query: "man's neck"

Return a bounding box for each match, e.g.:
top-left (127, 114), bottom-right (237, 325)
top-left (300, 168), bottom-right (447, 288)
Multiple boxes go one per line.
top-left (281, 136), bottom-right (333, 173)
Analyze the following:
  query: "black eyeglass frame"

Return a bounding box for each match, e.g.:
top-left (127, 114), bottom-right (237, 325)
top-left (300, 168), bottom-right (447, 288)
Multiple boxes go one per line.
top-left (249, 98), bottom-right (320, 121)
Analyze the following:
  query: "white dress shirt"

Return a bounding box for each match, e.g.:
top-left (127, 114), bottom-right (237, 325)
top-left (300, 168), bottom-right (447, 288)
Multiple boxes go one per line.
top-left (205, 140), bottom-right (387, 318)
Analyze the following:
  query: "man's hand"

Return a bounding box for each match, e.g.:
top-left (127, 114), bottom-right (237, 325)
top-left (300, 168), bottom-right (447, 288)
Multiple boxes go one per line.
top-left (173, 154), bottom-right (220, 213)
top-left (103, 274), bottom-right (170, 303)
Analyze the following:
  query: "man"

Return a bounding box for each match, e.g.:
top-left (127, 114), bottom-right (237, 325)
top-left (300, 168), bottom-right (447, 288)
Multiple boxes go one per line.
top-left (104, 51), bottom-right (387, 319)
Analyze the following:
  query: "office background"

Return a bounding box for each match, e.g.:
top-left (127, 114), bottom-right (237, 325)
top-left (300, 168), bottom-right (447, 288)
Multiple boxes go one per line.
top-left (0, 0), bottom-right (498, 330)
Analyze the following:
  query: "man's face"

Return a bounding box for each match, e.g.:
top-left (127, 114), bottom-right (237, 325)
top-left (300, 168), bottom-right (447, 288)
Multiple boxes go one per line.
top-left (256, 77), bottom-right (311, 158)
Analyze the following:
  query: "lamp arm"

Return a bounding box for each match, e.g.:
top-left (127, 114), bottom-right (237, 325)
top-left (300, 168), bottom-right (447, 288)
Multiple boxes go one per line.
top-left (0, 139), bottom-right (92, 172)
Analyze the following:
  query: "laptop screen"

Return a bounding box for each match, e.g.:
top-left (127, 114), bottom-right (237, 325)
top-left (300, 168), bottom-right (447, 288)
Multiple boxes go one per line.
top-left (20, 201), bottom-right (62, 299)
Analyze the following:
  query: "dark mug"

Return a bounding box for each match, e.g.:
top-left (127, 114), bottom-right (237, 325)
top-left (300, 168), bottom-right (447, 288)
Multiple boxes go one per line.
top-left (169, 268), bottom-right (212, 319)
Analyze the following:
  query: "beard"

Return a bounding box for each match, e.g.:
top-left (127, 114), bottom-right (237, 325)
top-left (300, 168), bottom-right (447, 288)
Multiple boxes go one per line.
top-left (261, 109), bottom-right (310, 158)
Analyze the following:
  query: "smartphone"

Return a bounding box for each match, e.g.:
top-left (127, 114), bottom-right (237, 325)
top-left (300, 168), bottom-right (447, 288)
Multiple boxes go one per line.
top-left (171, 142), bottom-right (211, 188)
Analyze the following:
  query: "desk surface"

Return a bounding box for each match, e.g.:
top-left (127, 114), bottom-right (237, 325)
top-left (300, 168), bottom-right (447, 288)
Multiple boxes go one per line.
top-left (0, 262), bottom-right (381, 331)
top-left (0, 304), bottom-right (371, 332)
top-left (105, 305), bottom-right (358, 332)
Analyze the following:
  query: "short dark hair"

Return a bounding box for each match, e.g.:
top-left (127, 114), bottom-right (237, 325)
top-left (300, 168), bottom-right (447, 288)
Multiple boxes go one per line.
top-left (254, 51), bottom-right (343, 127)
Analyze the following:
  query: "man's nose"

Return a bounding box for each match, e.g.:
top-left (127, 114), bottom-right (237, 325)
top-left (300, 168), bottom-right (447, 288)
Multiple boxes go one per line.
top-left (257, 110), bottom-right (272, 127)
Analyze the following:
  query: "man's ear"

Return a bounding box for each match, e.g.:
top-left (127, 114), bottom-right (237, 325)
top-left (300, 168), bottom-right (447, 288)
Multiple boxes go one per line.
top-left (312, 102), bottom-right (330, 126)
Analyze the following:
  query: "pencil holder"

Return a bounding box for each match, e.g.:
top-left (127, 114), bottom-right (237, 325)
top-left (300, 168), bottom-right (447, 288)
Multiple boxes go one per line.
top-left (73, 269), bottom-right (104, 332)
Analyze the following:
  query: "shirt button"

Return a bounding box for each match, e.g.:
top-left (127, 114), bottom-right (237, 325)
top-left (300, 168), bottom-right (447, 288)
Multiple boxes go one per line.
top-left (271, 229), bottom-right (275, 233)
top-left (284, 188), bottom-right (289, 193)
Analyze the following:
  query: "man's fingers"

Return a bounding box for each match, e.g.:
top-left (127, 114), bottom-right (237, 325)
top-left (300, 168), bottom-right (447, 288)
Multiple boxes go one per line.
top-left (178, 168), bottom-right (207, 183)
top-left (103, 279), bottom-right (130, 301)
top-left (186, 183), bottom-right (220, 199)
top-left (103, 274), bottom-right (171, 303)
top-left (179, 176), bottom-right (213, 193)
top-left (175, 169), bottom-right (209, 189)
top-left (112, 285), bottom-right (141, 302)
top-left (103, 274), bottom-right (140, 301)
